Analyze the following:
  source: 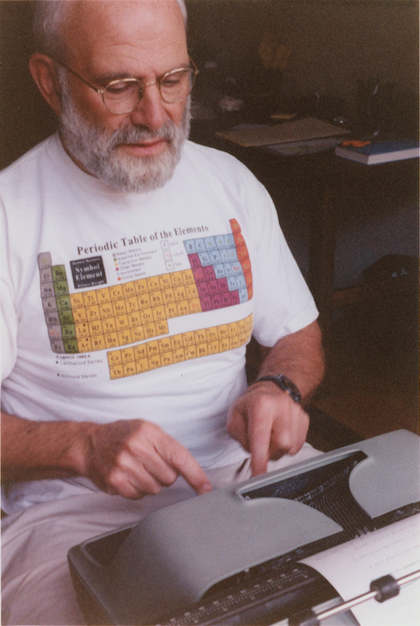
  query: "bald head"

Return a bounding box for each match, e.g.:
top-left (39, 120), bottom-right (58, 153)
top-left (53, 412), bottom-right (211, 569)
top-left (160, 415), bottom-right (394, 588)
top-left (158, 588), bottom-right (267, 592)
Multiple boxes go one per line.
top-left (33, 0), bottom-right (187, 61)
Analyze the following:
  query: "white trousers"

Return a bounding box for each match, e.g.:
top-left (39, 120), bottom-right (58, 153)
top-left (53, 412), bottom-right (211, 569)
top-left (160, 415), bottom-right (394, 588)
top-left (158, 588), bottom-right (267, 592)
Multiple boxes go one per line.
top-left (1, 444), bottom-right (321, 626)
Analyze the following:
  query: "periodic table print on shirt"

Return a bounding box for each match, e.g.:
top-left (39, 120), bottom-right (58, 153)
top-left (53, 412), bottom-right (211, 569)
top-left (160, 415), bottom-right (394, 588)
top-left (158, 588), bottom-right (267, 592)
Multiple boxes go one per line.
top-left (38, 219), bottom-right (253, 379)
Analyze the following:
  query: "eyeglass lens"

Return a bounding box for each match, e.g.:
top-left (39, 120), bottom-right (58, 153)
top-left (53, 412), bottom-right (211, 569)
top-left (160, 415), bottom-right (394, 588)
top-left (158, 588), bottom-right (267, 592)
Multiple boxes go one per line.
top-left (103, 68), bottom-right (196, 113)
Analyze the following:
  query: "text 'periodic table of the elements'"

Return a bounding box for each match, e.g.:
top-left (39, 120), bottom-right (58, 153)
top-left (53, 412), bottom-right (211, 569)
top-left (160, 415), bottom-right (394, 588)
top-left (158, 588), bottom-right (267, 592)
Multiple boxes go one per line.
top-left (38, 219), bottom-right (253, 379)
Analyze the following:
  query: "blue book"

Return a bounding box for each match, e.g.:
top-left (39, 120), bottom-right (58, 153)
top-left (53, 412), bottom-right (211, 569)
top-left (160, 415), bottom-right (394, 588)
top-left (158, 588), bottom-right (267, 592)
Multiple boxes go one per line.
top-left (335, 139), bottom-right (419, 165)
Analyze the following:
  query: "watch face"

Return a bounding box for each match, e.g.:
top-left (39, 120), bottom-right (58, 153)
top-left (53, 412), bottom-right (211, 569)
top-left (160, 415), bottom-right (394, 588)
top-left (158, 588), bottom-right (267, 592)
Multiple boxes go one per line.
top-left (278, 377), bottom-right (299, 402)
top-left (286, 385), bottom-right (301, 404)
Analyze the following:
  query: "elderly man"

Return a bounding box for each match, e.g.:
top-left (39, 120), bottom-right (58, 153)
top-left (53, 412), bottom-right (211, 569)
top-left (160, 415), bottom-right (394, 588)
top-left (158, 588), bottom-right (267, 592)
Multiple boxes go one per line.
top-left (1, 0), bottom-right (324, 623)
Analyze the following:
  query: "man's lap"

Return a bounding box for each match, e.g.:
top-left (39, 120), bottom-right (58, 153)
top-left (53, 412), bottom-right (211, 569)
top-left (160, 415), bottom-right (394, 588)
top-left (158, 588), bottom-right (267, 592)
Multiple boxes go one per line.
top-left (1, 443), bottom-right (321, 625)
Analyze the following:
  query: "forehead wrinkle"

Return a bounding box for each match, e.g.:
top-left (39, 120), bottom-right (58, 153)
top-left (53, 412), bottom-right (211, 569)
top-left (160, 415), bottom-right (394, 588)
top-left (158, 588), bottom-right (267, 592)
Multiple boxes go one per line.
top-left (64, 0), bottom-right (186, 65)
top-left (104, 38), bottom-right (188, 69)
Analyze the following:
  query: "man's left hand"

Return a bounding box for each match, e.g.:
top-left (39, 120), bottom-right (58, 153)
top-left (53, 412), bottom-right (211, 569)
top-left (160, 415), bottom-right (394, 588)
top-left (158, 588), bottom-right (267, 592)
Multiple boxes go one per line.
top-left (227, 380), bottom-right (309, 477)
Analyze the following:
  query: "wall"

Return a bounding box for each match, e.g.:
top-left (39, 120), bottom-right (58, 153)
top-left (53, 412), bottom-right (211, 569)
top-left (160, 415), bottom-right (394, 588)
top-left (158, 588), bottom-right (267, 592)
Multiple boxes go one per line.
top-left (186, 1), bottom-right (418, 96)
top-left (186, 0), bottom-right (418, 132)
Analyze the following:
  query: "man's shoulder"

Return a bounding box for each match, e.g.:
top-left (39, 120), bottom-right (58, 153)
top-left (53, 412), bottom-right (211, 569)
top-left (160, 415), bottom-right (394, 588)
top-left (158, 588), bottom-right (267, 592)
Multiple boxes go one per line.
top-left (183, 140), bottom-right (255, 177)
top-left (0, 135), bottom-right (58, 185)
top-left (180, 140), bottom-right (266, 199)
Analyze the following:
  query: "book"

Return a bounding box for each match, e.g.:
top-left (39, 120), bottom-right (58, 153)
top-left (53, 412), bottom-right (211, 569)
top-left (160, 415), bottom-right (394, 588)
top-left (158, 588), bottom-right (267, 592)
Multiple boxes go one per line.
top-left (216, 117), bottom-right (350, 147)
top-left (265, 136), bottom-right (343, 156)
top-left (335, 138), bottom-right (420, 165)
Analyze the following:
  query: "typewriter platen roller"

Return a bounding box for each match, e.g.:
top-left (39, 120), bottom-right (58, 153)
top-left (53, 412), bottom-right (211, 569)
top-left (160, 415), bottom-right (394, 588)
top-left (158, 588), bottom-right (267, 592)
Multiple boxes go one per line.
top-left (68, 429), bottom-right (420, 625)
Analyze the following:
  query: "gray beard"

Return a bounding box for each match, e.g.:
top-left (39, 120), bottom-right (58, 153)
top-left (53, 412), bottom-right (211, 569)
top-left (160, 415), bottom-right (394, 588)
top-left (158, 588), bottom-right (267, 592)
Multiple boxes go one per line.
top-left (58, 79), bottom-right (191, 193)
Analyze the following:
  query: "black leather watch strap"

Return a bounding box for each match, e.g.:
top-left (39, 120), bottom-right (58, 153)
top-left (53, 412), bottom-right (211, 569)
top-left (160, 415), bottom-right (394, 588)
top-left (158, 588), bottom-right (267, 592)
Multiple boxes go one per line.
top-left (254, 374), bottom-right (302, 404)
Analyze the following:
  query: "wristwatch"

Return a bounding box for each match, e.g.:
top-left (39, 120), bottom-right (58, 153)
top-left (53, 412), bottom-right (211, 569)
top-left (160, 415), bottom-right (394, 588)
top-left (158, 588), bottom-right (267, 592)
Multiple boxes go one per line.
top-left (254, 374), bottom-right (302, 404)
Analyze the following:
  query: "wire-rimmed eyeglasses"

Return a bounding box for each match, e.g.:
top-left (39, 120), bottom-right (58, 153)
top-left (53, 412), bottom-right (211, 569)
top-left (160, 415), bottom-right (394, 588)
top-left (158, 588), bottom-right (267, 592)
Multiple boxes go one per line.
top-left (54, 58), bottom-right (199, 114)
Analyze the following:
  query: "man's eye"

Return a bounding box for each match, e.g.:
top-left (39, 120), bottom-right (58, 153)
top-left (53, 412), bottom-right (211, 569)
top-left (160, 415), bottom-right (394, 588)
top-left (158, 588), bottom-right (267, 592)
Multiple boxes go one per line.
top-left (106, 82), bottom-right (137, 95)
top-left (161, 77), bottom-right (181, 88)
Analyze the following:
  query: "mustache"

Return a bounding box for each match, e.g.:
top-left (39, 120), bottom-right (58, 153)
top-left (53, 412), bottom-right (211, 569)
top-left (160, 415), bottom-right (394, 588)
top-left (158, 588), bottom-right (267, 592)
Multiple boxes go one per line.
top-left (106, 122), bottom-right (177, 149)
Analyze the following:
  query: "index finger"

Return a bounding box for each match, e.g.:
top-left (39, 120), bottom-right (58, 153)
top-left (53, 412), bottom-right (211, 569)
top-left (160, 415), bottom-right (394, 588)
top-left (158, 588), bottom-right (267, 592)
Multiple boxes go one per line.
top-left (248, 416), bottom-right (272, 477)
top-left (163, 438), bottom-right (212, 495)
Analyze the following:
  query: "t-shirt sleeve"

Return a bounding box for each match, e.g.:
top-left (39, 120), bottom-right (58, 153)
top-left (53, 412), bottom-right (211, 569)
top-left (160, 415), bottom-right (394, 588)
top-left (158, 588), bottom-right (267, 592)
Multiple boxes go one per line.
top-left (246, 180), bottom-right (319, 347)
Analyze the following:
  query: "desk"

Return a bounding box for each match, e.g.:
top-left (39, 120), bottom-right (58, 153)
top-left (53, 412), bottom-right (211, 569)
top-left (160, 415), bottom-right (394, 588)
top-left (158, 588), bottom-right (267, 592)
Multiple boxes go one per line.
top-left (307, 156), bottom-right (418, 338)
top-left (191, 119), bottom-right (419, 344)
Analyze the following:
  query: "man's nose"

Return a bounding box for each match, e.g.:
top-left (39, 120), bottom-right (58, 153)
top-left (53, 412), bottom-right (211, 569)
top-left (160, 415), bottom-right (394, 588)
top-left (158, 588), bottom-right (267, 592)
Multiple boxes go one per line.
top-left (129, 83), bottom-right (168, 130)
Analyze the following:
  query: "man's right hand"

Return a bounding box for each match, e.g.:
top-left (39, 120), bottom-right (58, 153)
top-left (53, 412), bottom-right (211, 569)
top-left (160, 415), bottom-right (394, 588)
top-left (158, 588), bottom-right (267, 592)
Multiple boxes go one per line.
top-left (1, 412), bottom-right (212, 498)
top-left (83, 419), bottom-right (212, 498)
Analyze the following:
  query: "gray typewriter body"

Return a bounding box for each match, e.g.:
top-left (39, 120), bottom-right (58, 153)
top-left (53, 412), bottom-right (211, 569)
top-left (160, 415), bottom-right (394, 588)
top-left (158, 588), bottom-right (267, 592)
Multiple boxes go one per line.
top-left (68, 429), bottom-right (420, 625)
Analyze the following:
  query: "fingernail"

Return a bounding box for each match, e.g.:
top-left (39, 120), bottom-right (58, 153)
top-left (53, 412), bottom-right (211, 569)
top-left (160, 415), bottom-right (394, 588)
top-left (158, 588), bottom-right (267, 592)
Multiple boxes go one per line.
top-left (199, 482), bottom-right (212, 495)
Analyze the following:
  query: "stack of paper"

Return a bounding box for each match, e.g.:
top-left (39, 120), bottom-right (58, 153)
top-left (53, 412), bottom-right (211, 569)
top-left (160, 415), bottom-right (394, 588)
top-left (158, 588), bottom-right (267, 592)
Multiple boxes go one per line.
top-left (216, 117), bottom-right (350, 147)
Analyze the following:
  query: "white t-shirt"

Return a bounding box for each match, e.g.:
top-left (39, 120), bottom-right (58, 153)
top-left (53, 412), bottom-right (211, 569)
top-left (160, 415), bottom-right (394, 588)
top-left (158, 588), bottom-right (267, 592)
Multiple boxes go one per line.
top-left (1, 134), bottom-right (318, 512)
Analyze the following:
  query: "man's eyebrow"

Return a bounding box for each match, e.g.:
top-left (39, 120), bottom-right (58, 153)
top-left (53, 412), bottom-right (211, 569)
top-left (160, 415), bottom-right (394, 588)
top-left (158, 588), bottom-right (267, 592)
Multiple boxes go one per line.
top-left (93, 72), bottom-right (134, 85)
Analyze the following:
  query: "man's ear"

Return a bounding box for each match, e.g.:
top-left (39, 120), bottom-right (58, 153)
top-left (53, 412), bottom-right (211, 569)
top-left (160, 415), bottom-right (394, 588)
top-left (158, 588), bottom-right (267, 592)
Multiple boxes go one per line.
top-left (29, 54), bottom-right (63, 116)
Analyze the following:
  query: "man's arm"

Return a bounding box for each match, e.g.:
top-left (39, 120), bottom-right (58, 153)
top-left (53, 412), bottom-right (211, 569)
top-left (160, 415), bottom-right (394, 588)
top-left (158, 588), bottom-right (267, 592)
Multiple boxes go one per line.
top-left (227, 320), bottom-right (324, 476)
top-left (1, 412), bottom-right (212, 497)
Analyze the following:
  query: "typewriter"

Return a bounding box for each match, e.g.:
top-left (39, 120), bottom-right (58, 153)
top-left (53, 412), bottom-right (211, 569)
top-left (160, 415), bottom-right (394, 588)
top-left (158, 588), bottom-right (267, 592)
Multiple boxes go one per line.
top-left (68, 429), bottom-right (419, 625)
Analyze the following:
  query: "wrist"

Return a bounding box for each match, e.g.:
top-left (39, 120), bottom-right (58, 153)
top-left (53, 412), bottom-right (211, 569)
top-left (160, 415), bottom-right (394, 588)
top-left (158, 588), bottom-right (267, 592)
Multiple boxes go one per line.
top-left (40, 420), bottom-right (94, 478)
top-left (253, 374), bottom-right (302, 404)
top-left (75, 421), bottom-right (104, 479)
